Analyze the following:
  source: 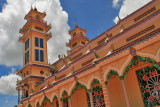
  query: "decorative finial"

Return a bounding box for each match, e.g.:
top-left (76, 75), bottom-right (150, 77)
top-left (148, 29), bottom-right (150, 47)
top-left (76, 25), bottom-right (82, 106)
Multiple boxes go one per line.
top-left (75, 24), bottom-right (79, 28)
top-left (117, 16), bottom-right (121, 23)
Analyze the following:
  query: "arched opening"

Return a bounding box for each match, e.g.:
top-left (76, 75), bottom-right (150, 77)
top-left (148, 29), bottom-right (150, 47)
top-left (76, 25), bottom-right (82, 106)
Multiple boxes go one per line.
top-left (41, 97), bottom-right (52, 107)
top-left (70, 82), bottom-right (90, 107)
top-left (53, 96), bottom-right (59, 107)
top-left (107, 70), bottom-right (127, 107)
top-left (28, 104), bottom-right (32, 107)
top-left (91, 79), bottom-right (105, 107)
top-left (62, 91), bottom-right (69, 107)
top-left (25, 90), bottom-right (28, 98)
top-left (123, 56), bottom-right (160, 107)
top-left (36, 102), bottom-right (40, 107)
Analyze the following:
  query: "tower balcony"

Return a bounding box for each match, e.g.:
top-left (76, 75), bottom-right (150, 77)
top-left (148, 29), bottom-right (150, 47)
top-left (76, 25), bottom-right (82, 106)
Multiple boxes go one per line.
top-left (30, 16), bottom-right (47, 25)
top-left (69, 34), bottom-right (89, 43)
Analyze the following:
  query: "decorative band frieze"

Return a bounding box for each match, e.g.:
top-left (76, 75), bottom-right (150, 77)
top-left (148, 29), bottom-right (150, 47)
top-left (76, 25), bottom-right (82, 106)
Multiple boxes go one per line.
top-left (96, 28), bottom-right (160, 64)
top-left (126, 25), bottom-right (155, 42)
top-left (134, 7), bottom-right (156, 22)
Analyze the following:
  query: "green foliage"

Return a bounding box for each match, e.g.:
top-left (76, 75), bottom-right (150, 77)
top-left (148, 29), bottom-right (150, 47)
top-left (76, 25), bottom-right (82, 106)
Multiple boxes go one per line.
top-left (46, 73), bottom-right (49, 76)
top-left (91, 79), bottom-right (101, 92)
top-left (36, 102), bottom-right (40, 107)
top-left (28, 104), bottom-right (32, 107)
top-left (62, 91), bottom-right (68, 102)
top-left (106, 70), bottom-right (119, 85)
top-left (123, 56), bottom-right (159, 79)
top-left (136, 66), bottom-right (160, 107)
top-left (52, 96), bottom-right (58, 105)
top-left (70, 83), bottom-right (91, 107)
top-left (41, 96), bottom-right (51, 107)
top-left (94, 50), bottom-right (100, 58)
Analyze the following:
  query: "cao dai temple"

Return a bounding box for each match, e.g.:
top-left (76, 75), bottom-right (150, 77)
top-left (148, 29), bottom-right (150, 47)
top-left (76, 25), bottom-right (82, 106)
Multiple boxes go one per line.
top-left (16, 0), bottom-right (160, 107)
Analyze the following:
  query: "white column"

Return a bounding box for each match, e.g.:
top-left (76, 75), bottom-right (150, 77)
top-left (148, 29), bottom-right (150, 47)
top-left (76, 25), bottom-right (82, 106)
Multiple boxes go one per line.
top-left (18, 89), bottom-right (20, 104)
top-left (89, 90), bottom-right (94, 107)
top-left (120, 79), bottom-right (130, 107)
top-left (68, 96), bottom-right (72, 107)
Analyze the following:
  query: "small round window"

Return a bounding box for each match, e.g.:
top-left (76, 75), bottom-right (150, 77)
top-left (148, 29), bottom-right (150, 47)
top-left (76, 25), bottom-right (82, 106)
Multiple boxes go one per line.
top-left (40, 70), bottom-right (44, 74)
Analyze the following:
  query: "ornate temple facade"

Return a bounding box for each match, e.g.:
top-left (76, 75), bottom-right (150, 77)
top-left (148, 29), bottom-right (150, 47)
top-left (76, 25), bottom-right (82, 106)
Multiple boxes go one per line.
top-left (16, 0), bottom-right (160, 107)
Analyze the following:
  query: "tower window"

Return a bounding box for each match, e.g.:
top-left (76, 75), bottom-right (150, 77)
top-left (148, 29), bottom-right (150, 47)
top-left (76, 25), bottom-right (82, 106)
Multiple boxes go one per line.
top-left (80, 32), bottom-right (83, 35)
top-left (25, 39), bottom-right (29, 51)
top-left (35, 49), bottom-right (39, 61)
top-left (25, 50), bottom-right (29, 64)
top-left (35, 37), bottom-right (39, 47)
top-left (40, 50), bottom-right (44, 62)
top-left (73, 33), bottom-right (76, 37)
top-left (35, 26), bottom-right (44, 31)
top-left (35, 15), bottom-right (40, 20)
top-left (81, 42), bottom-right (85, 45)
top-left (40, 38), bottom-right (43, 48)
top-left (35, 37), bottom-right (43, 48)
top-left (72, 42), bottom-right (77, 47)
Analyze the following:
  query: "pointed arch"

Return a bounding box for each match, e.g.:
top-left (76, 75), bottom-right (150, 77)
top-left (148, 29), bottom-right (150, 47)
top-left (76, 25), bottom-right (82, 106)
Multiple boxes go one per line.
top-left (103, 66), bottom-right (120, 81)
top-left (52, 95), bottom-right (59, 107)
top-left (119, 55), bottom-right (133, 76)
top-left (60, 88), bottom-right (68, 98)
top-left (68, 81), bottom-right (77, 95)
top-left (70, 82), bottom-right (91, 107)
top-left (50, 92), bottom-right (58, 103)
top-left (61, 90), bottom-right (69, 107)
top-left (90, 79), bottom-right (106, 107)
top-left (122, 55), bottom-right (159, 79)
top-left (28, 103), bottom-right (32, 107)
top-left (88, 75), bottom-right (102, 89)
top-left (106, 70), bottom-right (120, 85)
top-left (41, 96), bottom-right (51, 107)
top-left (36, 102), bottom-right (40, 107)
top-left (39, 94), bottom-right (50, 106)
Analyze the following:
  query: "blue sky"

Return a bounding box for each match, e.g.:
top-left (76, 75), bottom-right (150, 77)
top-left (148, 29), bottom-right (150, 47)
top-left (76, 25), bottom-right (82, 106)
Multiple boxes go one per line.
top-left (0, 0), bottom-right (151, 106)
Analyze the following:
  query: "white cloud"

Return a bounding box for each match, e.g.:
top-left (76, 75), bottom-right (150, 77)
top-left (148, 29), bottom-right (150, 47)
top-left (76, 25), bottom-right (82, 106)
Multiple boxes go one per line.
top-left (113, 0), bottom-right (122, 8)
top-left (0, 73), bottom-right (21, 95)
top-left (113, 0), bottom-right (152, 23)
top-left (0, 0), bottom-right (70, 66)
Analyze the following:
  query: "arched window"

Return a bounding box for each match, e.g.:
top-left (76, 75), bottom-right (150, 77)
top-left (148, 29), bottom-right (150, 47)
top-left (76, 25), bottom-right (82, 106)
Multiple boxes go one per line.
top-left (35, 15), bottom-right (40, 20)
top-left (73, 33), bottom-right (76, 37)
top-left (25, 90), bottom-right (28, 98)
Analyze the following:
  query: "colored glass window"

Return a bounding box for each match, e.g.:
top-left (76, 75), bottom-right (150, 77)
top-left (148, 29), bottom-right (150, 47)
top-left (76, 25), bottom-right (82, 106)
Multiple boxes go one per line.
top-left (25, 39), bottom-right (29, 51)
top-left (35, 37), bottom-right (39, 47)
top-left (40, 38), bottom-right (43, 48)
top-left (35, 49), bottom-right (39, 61)
top-left (25, 50), bottom-right (29, 64)
top-left (40, 50), bottom-right (44, 62)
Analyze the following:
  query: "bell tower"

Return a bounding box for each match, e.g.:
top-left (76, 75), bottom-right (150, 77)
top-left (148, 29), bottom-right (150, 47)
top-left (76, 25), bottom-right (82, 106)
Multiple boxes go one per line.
top-left (66, 24), bottom-right (89, 54)
top-left (16, 7), bottom-right (52, 102)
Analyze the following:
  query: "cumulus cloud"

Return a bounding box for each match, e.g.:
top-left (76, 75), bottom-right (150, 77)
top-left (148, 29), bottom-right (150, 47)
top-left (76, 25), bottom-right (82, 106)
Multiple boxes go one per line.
top-left (0, 0), bottom-right (70, 66)
top-left (113, 0), bottom-right (152, 23)
top-left (113, 0), bottom-right (122, 8)
top-left (0, 73), bottom-right (21, 95)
